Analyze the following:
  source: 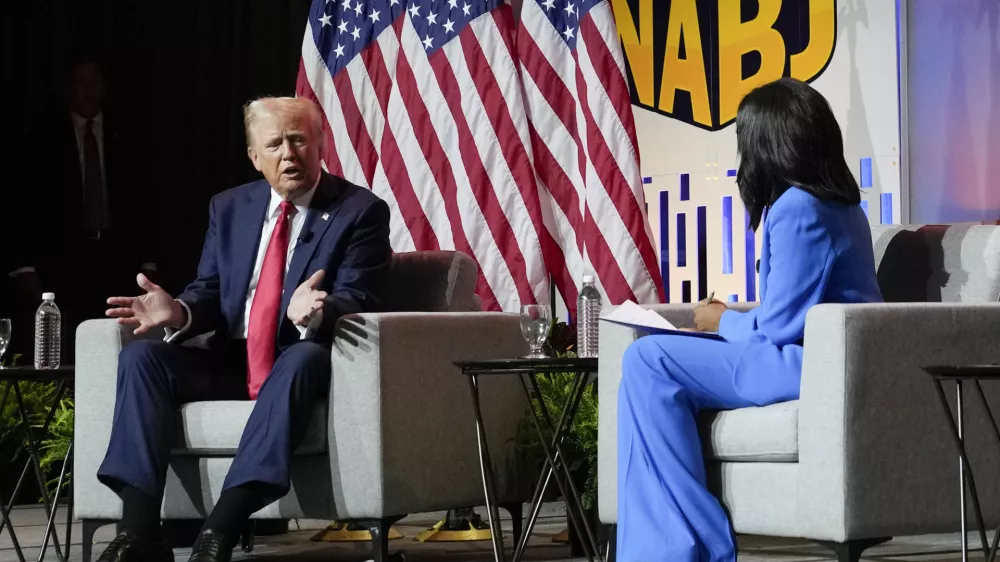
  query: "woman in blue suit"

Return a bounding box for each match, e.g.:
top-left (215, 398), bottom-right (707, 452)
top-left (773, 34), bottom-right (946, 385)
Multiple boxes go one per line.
top-left (616, 78), bottom-right (883, 561)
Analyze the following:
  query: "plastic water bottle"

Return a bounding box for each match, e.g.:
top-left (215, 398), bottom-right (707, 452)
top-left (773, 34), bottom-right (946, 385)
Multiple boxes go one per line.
top-left (34, 293), bottom-right (61, 369)
top-left (577, 275), bottom-right (602, 358)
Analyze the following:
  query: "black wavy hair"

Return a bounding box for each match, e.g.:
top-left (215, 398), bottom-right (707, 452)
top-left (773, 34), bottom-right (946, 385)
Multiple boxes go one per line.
top-left (735, 77), bottom-right (860, 231)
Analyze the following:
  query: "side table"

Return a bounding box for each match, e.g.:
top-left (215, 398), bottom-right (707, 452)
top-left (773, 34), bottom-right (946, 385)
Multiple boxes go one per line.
top-left (455, 357), bottom-right (603, 562)
top-left (923, 364), bottom-right (999, 562)
top-left (0, 366), bottom-right (75, 562)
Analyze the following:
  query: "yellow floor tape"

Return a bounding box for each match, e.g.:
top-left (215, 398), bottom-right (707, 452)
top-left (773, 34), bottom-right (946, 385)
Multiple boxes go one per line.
top-left (309, 521), bottom-right (404, 542)
top-left (413, 516), bottom-right (493, 543)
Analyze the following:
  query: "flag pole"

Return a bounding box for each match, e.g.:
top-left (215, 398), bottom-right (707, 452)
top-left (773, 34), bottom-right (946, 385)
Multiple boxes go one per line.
top-left (549, 274), bottom-right (557, 321)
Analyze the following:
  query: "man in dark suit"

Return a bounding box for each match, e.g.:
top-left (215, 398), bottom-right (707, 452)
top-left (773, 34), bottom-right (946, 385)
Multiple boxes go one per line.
top-left (7, 59), bottom-right (156, 362)
top-left (95, 97), bottom-right (392, 562)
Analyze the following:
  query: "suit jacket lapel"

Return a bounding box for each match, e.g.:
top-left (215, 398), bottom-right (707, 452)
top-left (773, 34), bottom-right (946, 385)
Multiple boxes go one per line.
top-left (229, 182), bottom-right (270, 328)
top-left (280, 173), bottom-right (345, 319)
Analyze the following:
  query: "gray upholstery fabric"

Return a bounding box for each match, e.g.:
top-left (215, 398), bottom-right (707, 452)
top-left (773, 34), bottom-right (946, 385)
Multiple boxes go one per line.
top-left (384, 251), bottom-right (480, 312)
top-left (871, 224), bottom-right (1000, 302)
top-left (327, 312), bottom-right (529, 519)
top-left (708, 462), bottom-right (801, 537)
top-left (597, 224), bottom-right (1000, 542)
top-left (700, 402), bottom-right (798, 462)
top-left (172, 402), bottom-right (328, 456)
top-left (75, 250), bottom-right (532, 522)
top-left (796, 303), bottom-right (1000, 540)
top-left (74, 320), bottom-right (160, 520)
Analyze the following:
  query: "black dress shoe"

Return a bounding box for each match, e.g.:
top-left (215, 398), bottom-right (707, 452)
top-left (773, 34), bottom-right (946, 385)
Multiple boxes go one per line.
top-left (96, 531), bottom-right (173, 562)
top-left (188, 529), bottom-right (234, 562)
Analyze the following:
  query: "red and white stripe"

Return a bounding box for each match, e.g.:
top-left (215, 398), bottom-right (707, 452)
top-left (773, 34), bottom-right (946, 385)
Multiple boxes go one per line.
top-left (515, 0), bottom-right (663, 307)
top-left (298, 0), bottom-right (662, 312)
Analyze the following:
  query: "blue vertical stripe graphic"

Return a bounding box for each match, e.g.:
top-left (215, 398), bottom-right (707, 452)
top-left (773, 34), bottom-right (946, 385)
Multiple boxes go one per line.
top-left (681, 281), bottom-right (691, 303)
top-left (721, 196), bottom-right (733, 275)
top-left (680, 173), bottom-right (690, 201)
top-left (744, 210), bottom-right (757, 301)
top-left (860, 158), bottom-right (873, 188)
top-left (697, 206), bottom-right (708, 301)
top-left (860, 200), bottom-right (869, 217)
top-left (659, 191), bottom-right (670, 302)
top-left (676, 213), bottom-right (687, 267)
top-left (727, 294), bottom-right (738, 303)
top-left (880, 193), bottom-right (893, 224)
top-left (726, 169), bottom-right (737, 177)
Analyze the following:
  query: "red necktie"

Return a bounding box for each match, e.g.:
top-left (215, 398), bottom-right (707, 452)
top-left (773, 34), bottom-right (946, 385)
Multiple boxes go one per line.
top-left (247, 201), bottom-right (297, 399)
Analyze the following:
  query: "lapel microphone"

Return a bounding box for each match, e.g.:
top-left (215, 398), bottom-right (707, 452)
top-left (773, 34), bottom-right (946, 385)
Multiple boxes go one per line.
top-left (297, 231), bottom-right (313, 245)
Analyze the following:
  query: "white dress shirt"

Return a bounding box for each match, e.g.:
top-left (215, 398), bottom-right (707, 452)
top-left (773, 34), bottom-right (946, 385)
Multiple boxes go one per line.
top-left (168, 178), bottom-right (322, 342)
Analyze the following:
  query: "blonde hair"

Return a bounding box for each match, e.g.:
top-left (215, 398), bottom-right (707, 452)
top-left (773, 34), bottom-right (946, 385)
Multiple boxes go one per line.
top-left (243, 96), bottom-right (324, 147)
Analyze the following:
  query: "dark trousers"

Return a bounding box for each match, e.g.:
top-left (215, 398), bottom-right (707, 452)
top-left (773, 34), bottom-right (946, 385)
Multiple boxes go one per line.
top-left (97, 338), bottom-right (330, 504)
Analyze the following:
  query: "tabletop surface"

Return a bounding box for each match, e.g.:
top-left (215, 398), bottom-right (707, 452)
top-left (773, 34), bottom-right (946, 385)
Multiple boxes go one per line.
top-left (922, 364), bottom-right (1000, 380)
top-left (0, 365), bottom-right (75, 382)
top-left (455, 357), bottom-right (598, 375)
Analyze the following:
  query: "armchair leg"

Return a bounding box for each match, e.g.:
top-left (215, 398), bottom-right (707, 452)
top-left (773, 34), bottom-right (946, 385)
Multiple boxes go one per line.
top-left (818, 537), bottom-right (891, 562)
top-left (500, 502), bottom-right (523, 547)
top-left (81, 519), bottom-right (116, 562)
top-left (364, 516), bottom-right (406, 562)
top-left (605, 524), bottom-right (617, 562)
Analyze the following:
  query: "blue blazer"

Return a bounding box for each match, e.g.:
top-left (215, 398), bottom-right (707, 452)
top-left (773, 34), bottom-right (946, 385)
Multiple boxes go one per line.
top-left (176, 172), bottom-right (392, 348)
top-left (719, 187), bottom-right (882, 350)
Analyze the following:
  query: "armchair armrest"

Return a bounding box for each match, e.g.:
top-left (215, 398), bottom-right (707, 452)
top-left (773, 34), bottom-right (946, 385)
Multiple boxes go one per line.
top-left (797, 303), bottom-right (1000, 540)
top-left (326, 312), bottom-right (530, 519)
top-left (74, 319), bottom-right (164, 519)
top-left (596, 302), bottom-right (757, 523)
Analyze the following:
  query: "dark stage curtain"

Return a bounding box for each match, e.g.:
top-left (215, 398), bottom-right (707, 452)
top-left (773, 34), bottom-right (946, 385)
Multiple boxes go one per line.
top-left (5, 0), bottom-right (313, 295)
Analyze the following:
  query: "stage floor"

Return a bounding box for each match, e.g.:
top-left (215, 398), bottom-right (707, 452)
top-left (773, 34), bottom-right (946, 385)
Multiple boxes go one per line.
top-left (0, 503), bottom-right (991, 561)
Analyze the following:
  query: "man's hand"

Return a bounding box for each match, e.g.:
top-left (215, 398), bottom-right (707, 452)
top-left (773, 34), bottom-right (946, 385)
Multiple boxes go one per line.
top-left (106, 273), bottom-right (186, 335)
top-left (693, 299), bottom-right (727, 332)
top-left (287, 270), bottom-right (327, 327)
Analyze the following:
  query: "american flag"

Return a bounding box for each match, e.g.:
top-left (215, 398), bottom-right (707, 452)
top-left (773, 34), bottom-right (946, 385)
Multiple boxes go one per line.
top-left (296, 0), bottom-right (663, 313)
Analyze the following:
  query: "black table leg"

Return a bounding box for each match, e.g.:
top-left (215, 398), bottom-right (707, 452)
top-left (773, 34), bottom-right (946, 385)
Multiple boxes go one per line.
top-left (514, 371), bottom-right (591, 561)
top-left (38, 438), bottom-right (72, 562)
top-left (932, 380), bottom-right (994, 562)
top-left (971, 381), bottom-right (1000, 562)
top-left (0, 382), bottom-right (28, 562)
top-left (467, 374), bottom-right (506, 562)
top-left (519, 373), bottom-right (601, 562)
top-left (527, 373), bottom-right (601, 560)
top-left (12, 381), bottom-right (70, 560)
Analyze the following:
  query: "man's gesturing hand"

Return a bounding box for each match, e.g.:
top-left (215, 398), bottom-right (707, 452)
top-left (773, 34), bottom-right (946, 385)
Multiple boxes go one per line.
top-left (106, 273), bottom-right (187, 335)
top-left (288, 270), bottom-right (327, 327)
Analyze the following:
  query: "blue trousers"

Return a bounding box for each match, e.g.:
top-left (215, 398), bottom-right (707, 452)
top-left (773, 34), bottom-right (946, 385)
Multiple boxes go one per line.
top-left (97, 339), bottom-right (330, 503)
top-left (617, 335), bottom-right (801, 562)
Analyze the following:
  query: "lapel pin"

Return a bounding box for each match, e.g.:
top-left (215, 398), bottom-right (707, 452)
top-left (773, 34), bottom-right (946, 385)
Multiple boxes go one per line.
top-left (322, 213), bottom-right (330, 221)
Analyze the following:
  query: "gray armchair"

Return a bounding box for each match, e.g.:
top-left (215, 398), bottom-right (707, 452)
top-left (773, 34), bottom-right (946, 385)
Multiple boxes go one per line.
top-left (597, 224), bottom-right (1000, 561)
top-left (74, 251), bottom-right (529, 562)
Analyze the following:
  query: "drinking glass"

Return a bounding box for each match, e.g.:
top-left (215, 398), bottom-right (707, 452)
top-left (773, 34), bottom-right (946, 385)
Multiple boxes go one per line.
top-left (0, 319), bottom-right (10, 367)
top-left (519, 305), bottom-right (551, 359)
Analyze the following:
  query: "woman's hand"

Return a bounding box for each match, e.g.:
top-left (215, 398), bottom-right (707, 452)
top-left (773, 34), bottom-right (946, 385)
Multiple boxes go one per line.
top-left (693, 300), bottom-right (727, 332)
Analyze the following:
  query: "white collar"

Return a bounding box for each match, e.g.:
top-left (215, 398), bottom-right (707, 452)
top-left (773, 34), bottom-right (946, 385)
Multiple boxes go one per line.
top-left (266, 174), bottom-right (321, 220)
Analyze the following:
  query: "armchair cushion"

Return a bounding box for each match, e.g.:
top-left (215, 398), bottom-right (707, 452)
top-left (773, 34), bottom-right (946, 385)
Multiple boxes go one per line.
top-left (700, 401), bottom-right (798, 462)
top-left (172, 401), bottom-right (328, 456)
top-left (384, 251), bottom-right (479, 312)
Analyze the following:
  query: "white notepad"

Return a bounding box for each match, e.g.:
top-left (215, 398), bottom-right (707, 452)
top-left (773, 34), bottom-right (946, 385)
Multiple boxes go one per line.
top-left (600, 300), bottom-right (724, 341)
